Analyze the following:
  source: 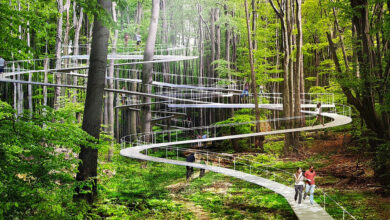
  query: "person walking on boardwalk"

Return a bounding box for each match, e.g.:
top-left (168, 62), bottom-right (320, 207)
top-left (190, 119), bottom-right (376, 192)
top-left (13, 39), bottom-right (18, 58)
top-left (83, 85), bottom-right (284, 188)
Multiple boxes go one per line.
top-left (198, 155), bottom-right (206, 178)
top-left (124, 33), bottom-right (129, 47)
top-left (312, 103), bottom-right (324, 126)
top-left (0, 56), bottom-right (5, 73)
top-left (136, 33), bottom-right (141, 49)
top-left (304, 165), bottom-right (317, 205)
top-left (186, 152), bottom-right (195, 180)
top-left (294, 167), bottom-right (305, 205)
top-left (240, 82), bottom-right (249, 98)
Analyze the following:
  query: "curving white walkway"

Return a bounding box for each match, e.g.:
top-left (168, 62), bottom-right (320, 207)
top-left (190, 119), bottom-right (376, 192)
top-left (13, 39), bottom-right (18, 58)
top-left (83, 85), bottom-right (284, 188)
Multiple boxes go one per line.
top-left (121, 113), bottom-right (351, 220)
top-left (1, 46), bottom-right (353, 219)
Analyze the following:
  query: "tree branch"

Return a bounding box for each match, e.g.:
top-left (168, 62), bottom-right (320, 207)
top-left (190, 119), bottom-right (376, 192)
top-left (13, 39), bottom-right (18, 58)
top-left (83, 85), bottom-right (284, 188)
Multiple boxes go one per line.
top-left (196, 2), bottom-right (211, 37)
top-left (326, 32), bottom-right (362, 110)
top-left (268, 0), bottom-right (282, 18)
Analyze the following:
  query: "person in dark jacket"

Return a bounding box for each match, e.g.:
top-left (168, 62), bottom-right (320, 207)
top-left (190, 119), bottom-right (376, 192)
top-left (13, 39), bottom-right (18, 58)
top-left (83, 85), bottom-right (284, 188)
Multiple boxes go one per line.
top-left (186, 153), bottom-right (195, 180)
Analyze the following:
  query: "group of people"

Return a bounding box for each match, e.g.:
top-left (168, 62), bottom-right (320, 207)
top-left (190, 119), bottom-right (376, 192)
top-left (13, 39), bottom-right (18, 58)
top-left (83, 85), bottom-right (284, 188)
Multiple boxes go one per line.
top-left (294, 165), bottom-right (317, 205)
top-left (185, 153), bottom-right (318, 205)
top-left (124, 33), bottom-right (142, 49)
top-left (240, 82), bottom-right (265, 98)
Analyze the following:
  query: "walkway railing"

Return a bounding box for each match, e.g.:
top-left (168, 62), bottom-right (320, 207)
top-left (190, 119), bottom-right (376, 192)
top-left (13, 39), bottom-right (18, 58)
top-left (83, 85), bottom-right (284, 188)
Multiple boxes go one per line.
top-left (120, 102), bottom-right (354, 219)
top-left (140, 145), bottom-right (356, 219)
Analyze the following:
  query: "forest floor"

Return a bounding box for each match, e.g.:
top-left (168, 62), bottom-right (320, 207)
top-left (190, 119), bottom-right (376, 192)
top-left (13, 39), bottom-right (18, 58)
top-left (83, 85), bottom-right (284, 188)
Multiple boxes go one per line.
top-left (166, 171), bottom-right (211, 220)
top-left (166, 171), bottom-right (296, 219)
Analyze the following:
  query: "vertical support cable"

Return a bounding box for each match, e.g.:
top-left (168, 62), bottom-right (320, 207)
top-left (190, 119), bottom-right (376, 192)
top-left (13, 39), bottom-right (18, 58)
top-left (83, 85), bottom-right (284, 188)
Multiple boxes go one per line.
top-left (323, 192), bottom-right (326, 210)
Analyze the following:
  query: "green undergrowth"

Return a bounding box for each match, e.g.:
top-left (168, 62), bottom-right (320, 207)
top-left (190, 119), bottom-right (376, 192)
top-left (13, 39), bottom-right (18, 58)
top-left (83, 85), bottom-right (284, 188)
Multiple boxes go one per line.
top-left (92, 151), bottom-right (194, 219)
top-left (182, 172), bottom-right (297, 219)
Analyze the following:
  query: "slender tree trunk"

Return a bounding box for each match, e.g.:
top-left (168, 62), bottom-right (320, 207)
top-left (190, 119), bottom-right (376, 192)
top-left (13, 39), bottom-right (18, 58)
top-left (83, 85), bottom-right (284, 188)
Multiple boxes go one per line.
top-left (135, 1), bottom-right (143, 25)
top-left (107, 1), bottom-right (118, 161)
top-left (43, 57), bottom-right (49, 107)
top-left (141, 0), bottom-right (160, 140)
top-left (130, 67), bottom-right (137, 136)
top-left (293, 0), bottom-right (303, 150)
top-left (198, 4), bottom-right (203, 85)
top-left (160, 0), bottom-right (170, 80)
top-left (251, 0), bottom-right (257, 50)
top-left (210, 8), bottom-right (215, 77)
top-left (215, 8), bottom-right (221, 62)
top-left (75, 0), bottom-right (112, 202)
top-left (62, 0), bottom-right (71, 98)
top-left (27, 3), bottom-right (32, 117)
top-left (198, 5), bottom-right (204, 127)
top-left (268, 0), bottom-right (293, 154)
top-left (54, 0), bottom-right (64, 110)
top-left (331, 1), bottom-right (349, 70)
top-left (73, 2), bottom-right (83, 103)
top-left (245, 0), bottom-right (263, 152)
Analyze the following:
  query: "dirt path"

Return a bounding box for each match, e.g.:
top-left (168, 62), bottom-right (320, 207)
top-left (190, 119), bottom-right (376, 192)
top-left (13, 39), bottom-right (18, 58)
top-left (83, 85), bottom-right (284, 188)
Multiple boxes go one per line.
top-left (166, 172), bottom-right (211, 220)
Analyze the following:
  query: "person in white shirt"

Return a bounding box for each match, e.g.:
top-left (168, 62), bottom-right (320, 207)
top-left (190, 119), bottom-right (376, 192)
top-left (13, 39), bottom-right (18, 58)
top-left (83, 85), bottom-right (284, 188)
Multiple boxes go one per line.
top-left (312, 103), bottom-right (324, 126)
top-left (294, 167), bottom-right (305, 204)
top-left (0, 56), bottom-right (5, 73)
top-left (136, 33), bottom-right (141, 49)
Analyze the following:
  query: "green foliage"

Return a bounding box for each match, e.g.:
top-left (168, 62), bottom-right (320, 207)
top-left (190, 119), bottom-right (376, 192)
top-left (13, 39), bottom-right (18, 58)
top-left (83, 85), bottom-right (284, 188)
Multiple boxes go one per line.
top-left (212, 59), bottom-right (241, 81)
top-left (0, 101), bottom-right (93, 218)
top-left (94, 153), bottom-right (193, 219)
top-left (182, 172), bottom-right (296, 219)
top-left (374, 142), bottom-right (390, 189)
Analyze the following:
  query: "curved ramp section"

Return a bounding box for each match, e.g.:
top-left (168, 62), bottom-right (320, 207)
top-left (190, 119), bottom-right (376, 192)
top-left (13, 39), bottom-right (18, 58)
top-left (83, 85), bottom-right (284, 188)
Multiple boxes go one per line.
top-left (121, 113), bottom-right (352, 220)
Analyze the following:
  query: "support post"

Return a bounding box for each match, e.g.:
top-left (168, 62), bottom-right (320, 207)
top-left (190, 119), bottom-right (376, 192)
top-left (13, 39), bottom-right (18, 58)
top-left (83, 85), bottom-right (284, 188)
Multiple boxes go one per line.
top-left (324, 193), bottom-right (326, 210)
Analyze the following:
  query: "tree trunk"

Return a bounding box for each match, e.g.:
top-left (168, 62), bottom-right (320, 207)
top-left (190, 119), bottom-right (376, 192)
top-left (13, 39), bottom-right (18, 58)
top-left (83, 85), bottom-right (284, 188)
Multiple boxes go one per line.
top-left (251, 0), bottom-right (257, 50)
top-left (27, 3), bottom-right (32, 117)
top-left (331, 1), bottom-right (349, 70)
top-left (160, 0), bottom-right (170, 80)
top-left (215, 8), bottom-right (221, 63)
top-left (106, 1), bottom-right (118, 161)
top-left (54, 0), bottom-right (64, 110)
top-left (210, 8), bottom-right (215, 77)
top-left (73, 2), bottom-right (83, 103)
top-left (197, 5), bottom-right (205, 127)
top-left (268, 0), bottom-right (293, 154)
top-left (141, 0), bottom-right (160, 140)
top-left (245, 0), bottom-right (263, 152)
top-left (75, 0), bottom-right (112, 202)
top-left (135, 1), bottom-right (143, 25)
top-left (293, 0), bottom-right (303, 149)
top-left (43, 57), bottom-right (49, 107)
top-left (62, 0), bottom-right (71, 98)
top-left (130, 67), bottom-right (137, 136)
